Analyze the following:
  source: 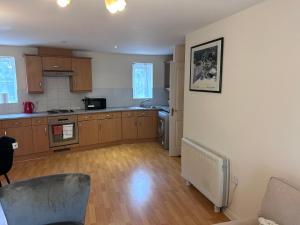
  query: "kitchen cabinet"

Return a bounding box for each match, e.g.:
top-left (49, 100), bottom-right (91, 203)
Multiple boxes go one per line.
top-left (32, 125), bottom-right (49, 153)
top-left (122, 117), bottom-right (138, 140)
top-left (70, 58), bottom-right (92, 92)
top-left (2, 118), bottom-right (33, 156)
top-left (122, 111), bottom-right (158, 140)
top-left (31, 117), bottom-right (49, 153)
top-left (25, 55), bottom-right (44, 93)
top-left (99, 118), bottom-right (122, 143)
top-left (79, 120), bottom-right (99, 146)
top-left (5, 126), bottom-right (33, 156)
top-left (42, 57), bottom-right (72, 71)
top-left (137, 116), bottom-right (157, 139)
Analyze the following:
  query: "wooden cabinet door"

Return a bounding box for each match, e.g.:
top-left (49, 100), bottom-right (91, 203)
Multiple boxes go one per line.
top-left (122, 117), bottom-right (137, 140)
top-left (6, 127), bottom-right (33, 156)
top-left (137, 116), bottom-right (158, 139)
top-left (25, 55), bottom-right (43, 93)
top-left (42, 57), bottom-right (72, 71)
top-left (32, 125), bottom-right (49, 153)
top-left (79, 120), bottom-right (99, 146)
top-left (70, 58), bottom-right (92, 92)
top-left (99, 118), bottom-right (122, 143)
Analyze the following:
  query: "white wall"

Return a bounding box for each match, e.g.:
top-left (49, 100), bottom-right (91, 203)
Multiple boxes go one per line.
top-left (0, 46), bottom-right (170, 114)
top-left (184, 0), bottom-right (300, 219)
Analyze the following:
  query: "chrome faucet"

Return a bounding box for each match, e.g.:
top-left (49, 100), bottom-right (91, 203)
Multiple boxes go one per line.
top-left (140, 99), bottom-right (151, 107)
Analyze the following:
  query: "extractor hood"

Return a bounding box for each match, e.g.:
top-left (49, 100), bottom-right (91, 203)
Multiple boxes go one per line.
top-left (43, 70), bottom-right (74, 77)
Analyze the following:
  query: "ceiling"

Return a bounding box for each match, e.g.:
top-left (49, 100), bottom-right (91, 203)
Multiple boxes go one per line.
top-left (0, 0), bottom-right (264, 55)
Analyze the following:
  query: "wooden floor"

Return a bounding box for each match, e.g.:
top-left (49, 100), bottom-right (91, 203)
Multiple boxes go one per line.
top-left (6, 142), bottom-right (229, 225)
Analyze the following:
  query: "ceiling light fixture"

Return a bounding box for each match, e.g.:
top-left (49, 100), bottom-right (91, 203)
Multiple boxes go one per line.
top-left (57, 0), bottom-right (71, 8)
top-left (105, 0), bottom-right (127, 14)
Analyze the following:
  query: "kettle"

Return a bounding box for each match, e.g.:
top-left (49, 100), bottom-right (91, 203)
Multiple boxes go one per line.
top-left (23, 101), bottom-right (35, 114)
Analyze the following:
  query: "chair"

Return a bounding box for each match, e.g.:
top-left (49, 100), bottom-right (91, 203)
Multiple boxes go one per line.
top-left (0, 136), bottom-right (16, 187)
top-left (0, 173), bottom-right (90, 225)
top-left (214, 177), bottom-right (300, 225)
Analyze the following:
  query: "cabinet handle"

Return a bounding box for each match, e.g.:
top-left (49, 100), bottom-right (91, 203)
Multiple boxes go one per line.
top-left (52, 65), bottom-right (59, 68)
top-left (4, 131), bottom-right (7, 136)
top-left (39, 82), bottom-right (42, 88)
top-left (44, 127), bottom-right (47, 134)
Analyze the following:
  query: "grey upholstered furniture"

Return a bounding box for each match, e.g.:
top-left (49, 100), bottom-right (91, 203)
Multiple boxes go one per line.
top-left (0, 173), bottom-right (90, 225)
top-left (215, 177), bottom-right (300, 225)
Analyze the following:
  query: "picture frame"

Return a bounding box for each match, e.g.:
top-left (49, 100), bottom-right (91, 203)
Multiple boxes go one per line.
top-left (189, 37), bottom-right (224, 93)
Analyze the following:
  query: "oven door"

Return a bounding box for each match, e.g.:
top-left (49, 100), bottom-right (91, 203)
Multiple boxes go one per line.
top-left (49, 121), bottom-right (79, 148)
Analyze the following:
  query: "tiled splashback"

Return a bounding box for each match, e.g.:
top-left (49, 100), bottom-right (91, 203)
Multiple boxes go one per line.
top-left (0, 77), bottom-right (168, 114)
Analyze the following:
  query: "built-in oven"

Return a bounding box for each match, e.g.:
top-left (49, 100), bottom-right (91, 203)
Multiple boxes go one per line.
top-left (48, 115), bottom-right (79, 148)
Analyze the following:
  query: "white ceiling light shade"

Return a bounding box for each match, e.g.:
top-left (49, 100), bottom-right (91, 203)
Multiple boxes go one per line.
top-left (105, 0), bottom-right (127, 14)
top-left (57, 0), bottom-right (71, 8)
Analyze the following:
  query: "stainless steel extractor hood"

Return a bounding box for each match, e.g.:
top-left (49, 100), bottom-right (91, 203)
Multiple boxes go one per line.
top-left (43, 70), bottom-right (74, 77)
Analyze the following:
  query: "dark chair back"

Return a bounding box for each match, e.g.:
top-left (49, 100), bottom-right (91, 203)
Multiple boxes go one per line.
top-left (0, 136), bottom-right (16, 176)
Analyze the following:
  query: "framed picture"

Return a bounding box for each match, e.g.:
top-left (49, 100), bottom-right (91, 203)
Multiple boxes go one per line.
top-left (190, 37), bottom-right (224, 93)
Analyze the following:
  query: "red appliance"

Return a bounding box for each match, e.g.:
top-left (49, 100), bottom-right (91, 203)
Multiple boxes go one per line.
top-left (23, 101), bottom-right (35, 114)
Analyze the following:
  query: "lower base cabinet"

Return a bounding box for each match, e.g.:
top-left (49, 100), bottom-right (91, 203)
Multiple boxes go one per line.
top-left (137, 116), bottom-right (157, 139)
top-left (79, 120), bottom-right (99, 146)
top-left (6, 127), bottom-right (33, 156)
top-left (32, 125), bottom-right (49, 153)
top-left (99, 118), bottom-right (122, 143)
top-left (122, 117), bottom-right (138, 140)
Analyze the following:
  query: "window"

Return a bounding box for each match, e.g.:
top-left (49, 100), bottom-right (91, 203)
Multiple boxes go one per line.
top-left (132, 63), bottom-right (153, 99)
top-left (0, 56), bottom-right (18, 104)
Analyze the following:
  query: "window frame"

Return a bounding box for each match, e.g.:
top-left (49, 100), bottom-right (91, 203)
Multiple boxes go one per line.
top-left (0, 56), bottom-right (18, 104)
top-left (132, 62), bottom-right (154, 100)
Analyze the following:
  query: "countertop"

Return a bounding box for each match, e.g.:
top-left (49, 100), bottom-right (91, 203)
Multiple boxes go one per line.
top-left (0, 106), bottom-right (165, 121)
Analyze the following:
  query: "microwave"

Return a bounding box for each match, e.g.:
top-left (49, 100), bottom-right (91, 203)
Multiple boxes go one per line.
top-left (82, 98), bottom-right (106, 110)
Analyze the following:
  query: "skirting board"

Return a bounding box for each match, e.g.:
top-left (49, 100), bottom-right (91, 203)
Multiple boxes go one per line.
top-left (224, 208), bottom-right (240, 221)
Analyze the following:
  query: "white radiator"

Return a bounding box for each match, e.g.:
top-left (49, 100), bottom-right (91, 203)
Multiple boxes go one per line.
top-left (181, 138), bottom-right (229, 211)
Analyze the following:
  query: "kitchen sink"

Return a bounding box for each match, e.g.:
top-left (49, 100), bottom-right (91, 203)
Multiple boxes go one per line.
top-left (141, 105), bottom-right (158, 109)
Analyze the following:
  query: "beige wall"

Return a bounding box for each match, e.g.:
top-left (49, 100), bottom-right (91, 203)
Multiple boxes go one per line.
top-left (74, 51), bottom-right (170, 89)
top-left (184, 0), bottom-right (300, 219)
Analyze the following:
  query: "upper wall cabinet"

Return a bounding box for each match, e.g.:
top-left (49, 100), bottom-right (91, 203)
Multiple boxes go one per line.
top-left (70, 58), bottom-right (92, 92)
top-left (42, 57), bottom-right (72, 71)
top-left (25, 55), bottom-right (44, 93)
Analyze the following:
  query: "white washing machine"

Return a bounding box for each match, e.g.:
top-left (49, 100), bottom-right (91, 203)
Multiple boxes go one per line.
top-left (158, 111), bottom-right (169, 150)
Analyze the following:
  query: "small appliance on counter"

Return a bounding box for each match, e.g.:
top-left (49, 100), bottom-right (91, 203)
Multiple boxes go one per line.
top-left (23, 101), bottom-right (35, 114)
top-left (82, 98), bottom-right (106, 110)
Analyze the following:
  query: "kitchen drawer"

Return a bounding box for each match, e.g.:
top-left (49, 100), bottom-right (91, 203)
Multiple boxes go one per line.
top-left (42, 57), bottom-right (72, 71)
top-left (135, 110), bottom-right (157, 117)
top-left (122, 111), bottom-right (136, 118)
top-left (32, 117), bottom-right (48, 125)
top-left (78, 114), bottom-right (98, 121)
top-left (2, 118), bottom-right (32, 128)
top-left (98, 112), bottom-right (121, 120)
top-left (48, 115), bottom-right (78, 123)
top-left (0, 121), bottom-right (2, 129)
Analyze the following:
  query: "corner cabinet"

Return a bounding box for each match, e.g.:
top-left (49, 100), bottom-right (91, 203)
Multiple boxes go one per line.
top-left (25, 55), bottom-right (44, 93)
top-left (70, 58), bottom-right (92, 92)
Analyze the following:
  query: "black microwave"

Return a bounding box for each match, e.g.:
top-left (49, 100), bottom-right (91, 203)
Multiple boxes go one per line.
top-left (82, 98), bottom-right (106, 110)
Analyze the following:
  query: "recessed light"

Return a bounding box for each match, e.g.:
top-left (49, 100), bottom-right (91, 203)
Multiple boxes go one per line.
top-left (114, 45), bottom-right (118, 49)
top-left (57, 0), bottom-right (71, 8)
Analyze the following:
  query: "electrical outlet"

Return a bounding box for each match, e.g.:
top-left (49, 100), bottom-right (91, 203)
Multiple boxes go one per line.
top-left (232, 176), bottom-right (239, 185)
